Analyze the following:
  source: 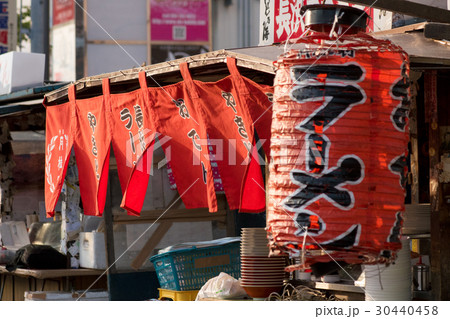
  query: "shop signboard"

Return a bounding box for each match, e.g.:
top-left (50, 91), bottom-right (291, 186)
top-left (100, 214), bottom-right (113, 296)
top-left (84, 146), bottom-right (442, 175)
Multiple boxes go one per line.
top-left (53, 0), bottom-right (75, 26)
top-left (150, 0), bottom-right (209, 42)
top-left (259, 0), bottom-right (380, 45)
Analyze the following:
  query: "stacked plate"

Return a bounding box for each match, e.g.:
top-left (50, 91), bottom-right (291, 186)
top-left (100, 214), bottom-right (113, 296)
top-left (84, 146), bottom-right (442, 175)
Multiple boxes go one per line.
top-left (240, 228), bottom-right (286, 299)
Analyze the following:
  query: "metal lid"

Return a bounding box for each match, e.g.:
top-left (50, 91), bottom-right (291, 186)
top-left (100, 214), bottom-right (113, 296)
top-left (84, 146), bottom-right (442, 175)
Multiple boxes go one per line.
top-left (301, 4), bottom-right (369, 35)
top-left (414, 264), bottom-right (429, 271)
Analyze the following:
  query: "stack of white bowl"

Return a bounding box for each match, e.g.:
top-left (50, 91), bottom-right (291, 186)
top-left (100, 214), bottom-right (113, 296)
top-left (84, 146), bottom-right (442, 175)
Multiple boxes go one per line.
top-left (240, 228), bottom-right (286, 299)
top-left (364, 238), bottom-right (412, 301)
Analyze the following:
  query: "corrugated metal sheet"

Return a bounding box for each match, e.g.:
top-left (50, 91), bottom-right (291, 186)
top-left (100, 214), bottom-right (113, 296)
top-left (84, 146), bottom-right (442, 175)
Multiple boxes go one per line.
top-left (0, 83), bottom-right (67, 117)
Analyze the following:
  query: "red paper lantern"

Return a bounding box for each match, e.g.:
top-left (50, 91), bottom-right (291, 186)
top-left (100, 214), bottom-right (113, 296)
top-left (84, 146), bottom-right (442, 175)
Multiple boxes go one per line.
top-left (267, 7), bottom-right (410, 268)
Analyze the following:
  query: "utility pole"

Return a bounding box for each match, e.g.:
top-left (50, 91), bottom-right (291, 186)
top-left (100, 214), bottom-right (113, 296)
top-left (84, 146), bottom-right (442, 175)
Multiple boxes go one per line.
top-left (30, 0), bottom-right (50, 81)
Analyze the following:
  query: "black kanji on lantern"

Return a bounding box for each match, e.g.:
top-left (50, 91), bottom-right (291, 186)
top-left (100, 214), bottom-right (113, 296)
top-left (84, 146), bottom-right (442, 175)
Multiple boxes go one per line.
top-left (306, 133), bottom-right (329, 173)
top-left (284, 156), bottom-right (363, 210)
top-left (391, 63), bottom-right (410, 132)
top-left (389, 154), bottom-right (408, 189)
top-left (294, 211), bottom-right (324, 236)
top-left (290, 64), bottom-right (365, 132)
top-left (387, 212), bottom-right (403, 243)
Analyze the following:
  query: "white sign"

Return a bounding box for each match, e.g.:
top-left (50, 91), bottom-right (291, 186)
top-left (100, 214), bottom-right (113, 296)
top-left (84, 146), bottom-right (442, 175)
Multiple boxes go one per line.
top-left (51, 23), bottom-right (76, 81)
top-left (259, 0), bottom-right (392, 46)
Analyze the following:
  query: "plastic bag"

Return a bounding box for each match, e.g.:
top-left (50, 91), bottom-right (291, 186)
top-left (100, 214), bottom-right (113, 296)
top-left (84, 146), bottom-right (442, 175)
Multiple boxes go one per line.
top-left (195, 272), bottom-right (248, 300)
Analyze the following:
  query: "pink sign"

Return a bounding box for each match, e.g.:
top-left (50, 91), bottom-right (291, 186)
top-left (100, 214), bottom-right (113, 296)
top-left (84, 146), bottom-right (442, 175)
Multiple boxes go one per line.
top-left (151, 0), bottom-right (209, 42)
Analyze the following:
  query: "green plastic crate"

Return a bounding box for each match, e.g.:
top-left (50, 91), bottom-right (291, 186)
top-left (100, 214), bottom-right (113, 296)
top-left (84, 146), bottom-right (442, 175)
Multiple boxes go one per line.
top-left (150, 241), bottom-right (240, 291)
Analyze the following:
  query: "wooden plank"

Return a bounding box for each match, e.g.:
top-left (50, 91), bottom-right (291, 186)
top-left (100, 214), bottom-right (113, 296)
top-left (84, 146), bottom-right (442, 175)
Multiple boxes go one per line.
top-left (44, 50), bottom-right (275, 103)
top-left (104, 172), bottom-right (117, 274)
top-left (434, 69), bottom-right (450, 301)
top-left (0, 121), bottom-right (14, 216)
top-left (86, 40), bottom-right (147, 45)
top-left (371, 22), bottom-right (426, 36)
top-left (147, 0), bottom-right (151, 66)
top-left (0, 83), bottom-right (66, 104)
top-left (113, 209), bottom-right (227, 224)
top-left (409, 71), bottom-right (421, 204)
top-left (83, 0), bottom-right (88, 78)
top-left (150, 165), bottom-right (165, 209)
top-left (425, 70), bottom-right (438, 300)
top-left (60, 153), bottom-right (82, 268)
top-left (208, 0), bottom-right (212, 51)
top-left (346, 0), bottom-right (450, 23)
top-left (150, 40), bottom-right (211, 46)
top-left (0, 266), bottom-right (104, 279)
top-left (425, 70), bottom-right (443, 301)
top-left (114, 215), bottom-right (227, 225)
top-left (130, 221), bottom-right (173, 270)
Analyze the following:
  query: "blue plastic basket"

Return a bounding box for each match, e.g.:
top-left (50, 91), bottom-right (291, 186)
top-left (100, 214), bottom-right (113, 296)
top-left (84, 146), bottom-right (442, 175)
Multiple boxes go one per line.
top-left (150, 241), bottom-right (241, 291)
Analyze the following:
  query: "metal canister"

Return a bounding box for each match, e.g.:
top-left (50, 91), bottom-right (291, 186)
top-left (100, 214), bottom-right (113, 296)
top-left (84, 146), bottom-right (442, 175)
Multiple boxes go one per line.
top-left (413, 263), bottom-right (430, 291)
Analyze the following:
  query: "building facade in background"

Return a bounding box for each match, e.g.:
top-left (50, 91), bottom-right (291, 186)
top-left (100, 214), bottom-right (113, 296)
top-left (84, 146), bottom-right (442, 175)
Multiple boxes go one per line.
top-left (49, 0), bottom-right (261, 81)
top-left (0, 0), bottom-right (17, 54)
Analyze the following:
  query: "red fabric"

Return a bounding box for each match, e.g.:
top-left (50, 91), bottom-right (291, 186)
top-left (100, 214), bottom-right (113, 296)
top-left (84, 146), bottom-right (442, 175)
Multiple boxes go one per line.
top-left (71, 82), bottom-right (111, 216)
top-left (267, 33), bottom-right (410, 266)
top-left (242, 78), bottom-right (273, 160)
top-left (177, 58), bottom-right (270, 212)
top-left (105, 75), bottom-right (156, 216)
top-left (45, 64), bottom-right (274, 217)
top-left (44, 86), bottom-right (76, 217)
top-left (139, 68), bottom-right (218, 212)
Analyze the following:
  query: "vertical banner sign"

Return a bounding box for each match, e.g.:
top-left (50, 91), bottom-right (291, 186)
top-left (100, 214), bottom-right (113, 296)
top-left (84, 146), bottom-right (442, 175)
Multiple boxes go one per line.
top-left (259, 0), bottom-right (374, 45)
top-left (150, 0), bottom-right (209, 42)
top-left (51, 0), bottom-right (76, 81)
top-left (53, 0), bottom-right (75, 26)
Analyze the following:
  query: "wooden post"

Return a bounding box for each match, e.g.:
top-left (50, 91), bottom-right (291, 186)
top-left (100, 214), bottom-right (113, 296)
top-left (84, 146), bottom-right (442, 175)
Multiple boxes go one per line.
top-left (409, 71), bottom-right (422, 204)
top-left (130, 221), bottom-right (173, 270)
top-left (0, 121), bottom-right (15, 219)
top-left (426, 70), bottom-right (450, 300)
top-left (147, 0), bottom-right (151, 65)
top-left (60, 152), bottom-right (82, 268)
top-left (103, 169), bottom-right (117, 274)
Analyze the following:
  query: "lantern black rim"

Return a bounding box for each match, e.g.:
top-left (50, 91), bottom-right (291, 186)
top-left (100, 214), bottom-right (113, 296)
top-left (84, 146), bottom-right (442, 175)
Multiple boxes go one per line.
top-left (301, 4), bottom-right (369, 32)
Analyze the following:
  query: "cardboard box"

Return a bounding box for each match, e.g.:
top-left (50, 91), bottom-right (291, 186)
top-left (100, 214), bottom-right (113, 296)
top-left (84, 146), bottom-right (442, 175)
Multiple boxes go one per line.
top-left (0, 221), bottom-right (31, 251)
top-left (0, 52), bottom-right (45, 95)
top-left (79, 232), bottom-right (107, 269)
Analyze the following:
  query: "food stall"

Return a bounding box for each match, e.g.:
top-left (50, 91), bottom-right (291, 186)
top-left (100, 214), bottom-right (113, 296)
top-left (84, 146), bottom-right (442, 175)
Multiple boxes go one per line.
top-left (3, 5), bottom-right (450, 300)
